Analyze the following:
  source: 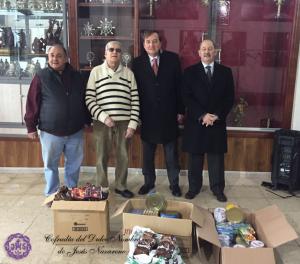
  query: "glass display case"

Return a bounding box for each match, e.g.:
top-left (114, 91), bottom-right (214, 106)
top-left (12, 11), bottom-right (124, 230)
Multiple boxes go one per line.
top-left (138, 0), bottom-right (299, 130)
top-left (0, 0), bottom-right (64, 83)
top-left (0, 0), bottom-right (65, 131)
top-left (68, 0), bottom-right (139, 73)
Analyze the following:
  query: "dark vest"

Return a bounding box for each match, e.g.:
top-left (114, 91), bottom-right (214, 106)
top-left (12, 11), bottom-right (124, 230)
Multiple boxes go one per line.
top-left (37, 65), bottom-right (86, 135)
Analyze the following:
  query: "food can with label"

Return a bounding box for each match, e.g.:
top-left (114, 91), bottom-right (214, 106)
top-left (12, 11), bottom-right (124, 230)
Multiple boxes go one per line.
top-left (250, 240), bottom-right (264, 248)
top-left (214, 207), bottom-right (226, 223)
top-left (226, 207), bottom-right (245, 223)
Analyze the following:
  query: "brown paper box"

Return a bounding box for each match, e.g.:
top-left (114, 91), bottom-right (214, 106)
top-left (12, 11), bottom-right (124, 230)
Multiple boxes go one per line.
top-left (51, 200), bottom-right (109, 245)
top-left (196, 205), bottom-right (298, 264)
top-left (111, 198), bottom-right (204, 256)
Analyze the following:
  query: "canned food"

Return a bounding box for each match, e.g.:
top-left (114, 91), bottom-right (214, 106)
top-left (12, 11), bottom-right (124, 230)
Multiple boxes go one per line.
top-left (233, 244), bottom-right (246, 248)
top-left (226, 207), bottom-right (245, 223)
top-left (146, 192), bottom-right (166, 212)
top-left (218, 234), bottom-right (231, 247)
top-left (226, 203), bottom-right (237, 211)
top-left (214, 207), bottom-right (226, 223)
top-left (160, 211), bottom-right (182, 219)
top-left (250, 240), bottom-right (264, 248)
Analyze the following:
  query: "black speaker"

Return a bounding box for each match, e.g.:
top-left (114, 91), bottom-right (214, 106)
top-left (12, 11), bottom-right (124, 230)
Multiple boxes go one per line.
top-left (271, 129), bottom-right (300, 193)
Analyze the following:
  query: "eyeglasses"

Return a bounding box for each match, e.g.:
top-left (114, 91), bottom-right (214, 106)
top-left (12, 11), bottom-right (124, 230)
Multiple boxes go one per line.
top-left (108, 48), bottom-right (121, 53)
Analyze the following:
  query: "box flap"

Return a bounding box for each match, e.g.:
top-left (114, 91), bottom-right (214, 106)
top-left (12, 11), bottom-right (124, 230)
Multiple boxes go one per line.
top-left (253, 205), bottom-right (298, 248)
top-left (42, 193), bottom-right (56, 206)
top-left (51, 200), bottom-right (107, 211)
top-left (191, 204), bottom-right (206, 227)
top-left (196, 209), bottom-right (221, 248)
top-left (111, 199), bottom-right (131, 218)
top-left (222, 248), bottom-right (275, 264)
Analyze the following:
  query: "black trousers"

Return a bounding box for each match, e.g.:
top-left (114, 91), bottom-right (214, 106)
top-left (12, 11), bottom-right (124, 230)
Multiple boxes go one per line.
top-left (187, 153), bottom-right (225, 194)
top-left (142, 140), bottom-right (180, 187)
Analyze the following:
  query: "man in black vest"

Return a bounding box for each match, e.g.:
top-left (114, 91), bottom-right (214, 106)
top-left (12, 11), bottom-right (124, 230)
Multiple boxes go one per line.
top-left (182, 39), bottom-right (235, 202)
top-left (132, 31), bottom-right (185, 197)
top-left (25, 44), bottom-right (90, 197)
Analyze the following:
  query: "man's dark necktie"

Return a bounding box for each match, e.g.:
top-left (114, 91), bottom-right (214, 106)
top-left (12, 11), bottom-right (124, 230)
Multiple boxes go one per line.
top-left (206, 65), bottom-right (212, 83)
top-left (152, 57), bottom-right (158, 75)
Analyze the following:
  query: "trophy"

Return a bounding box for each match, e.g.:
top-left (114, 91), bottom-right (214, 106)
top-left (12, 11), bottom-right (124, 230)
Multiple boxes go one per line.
top-left (122, 51), bottom-right (131, 67)
top-left (86, 51), bottom-right (95, 68)
top-left (97, 18), bottom-right (115, 36)
top-left (82, 22), bottom-right (95, 36)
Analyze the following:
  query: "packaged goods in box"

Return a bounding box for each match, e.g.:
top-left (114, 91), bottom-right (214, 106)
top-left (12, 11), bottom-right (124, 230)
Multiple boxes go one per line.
top-left (196, 205), bottom-right (298, 264)
top-left (112, 198), bottom-right (204, 256)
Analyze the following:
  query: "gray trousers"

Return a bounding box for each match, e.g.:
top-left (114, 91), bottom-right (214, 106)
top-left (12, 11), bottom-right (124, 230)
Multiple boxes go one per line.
top-left (93, 120), bottom-right (129, 190)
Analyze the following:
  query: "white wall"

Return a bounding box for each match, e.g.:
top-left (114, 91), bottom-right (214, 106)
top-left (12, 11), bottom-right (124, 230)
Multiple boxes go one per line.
top-left (291, 43), bottom-right (300, 131)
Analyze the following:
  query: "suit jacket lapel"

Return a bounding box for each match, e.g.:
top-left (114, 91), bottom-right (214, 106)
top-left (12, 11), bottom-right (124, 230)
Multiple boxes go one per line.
top-left (141, 53), bottom-right (155, 77)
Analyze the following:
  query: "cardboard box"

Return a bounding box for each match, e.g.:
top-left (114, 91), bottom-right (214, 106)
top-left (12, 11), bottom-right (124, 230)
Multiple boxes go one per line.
top-left (196, 205), bottom-right (298, 264)
top-left (51, 200), bottom-right (109, 245)
top-left (112, 198), bottom-right (204, 256)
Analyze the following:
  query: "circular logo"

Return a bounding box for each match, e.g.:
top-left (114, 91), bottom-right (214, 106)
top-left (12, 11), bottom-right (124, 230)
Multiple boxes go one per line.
top-left (4, 233), bottom-right (32, 260)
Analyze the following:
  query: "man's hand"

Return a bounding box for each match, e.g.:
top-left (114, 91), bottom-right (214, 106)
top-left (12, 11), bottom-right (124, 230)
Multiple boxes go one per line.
top-left (125, 127), bottom-right (135, 139)
top-left (177, 114), bottom-right (185, 125)
top-left (202, 113), bottom-right (218, 127)
top-left (27, 131), bottom-right (38, 139)
top-left (104, 116), bottom-right (115, 127)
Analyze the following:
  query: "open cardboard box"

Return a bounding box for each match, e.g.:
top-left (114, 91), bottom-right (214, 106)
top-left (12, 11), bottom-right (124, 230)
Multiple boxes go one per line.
top-left (112, 198), bottom-right (204, 256)
top-left (44, 195), bottom-right (109, 245)
top-left (196, 205), bottom-right (298, 264)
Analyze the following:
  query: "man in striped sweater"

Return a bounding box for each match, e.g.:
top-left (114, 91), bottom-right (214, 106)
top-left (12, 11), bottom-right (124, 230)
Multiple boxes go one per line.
top-left (86, 41), bottom-right (140, 198)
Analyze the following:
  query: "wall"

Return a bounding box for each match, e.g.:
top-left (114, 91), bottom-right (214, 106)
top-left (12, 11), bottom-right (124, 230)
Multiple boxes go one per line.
top-left (291, 44), bottom-right (300, 130)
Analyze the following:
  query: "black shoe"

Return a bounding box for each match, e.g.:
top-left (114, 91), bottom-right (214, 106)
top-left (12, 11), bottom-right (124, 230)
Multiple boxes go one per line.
top-left (138, 184), bottom-right (155, 195)
top-left (115, 189), bottom-right (134, 198)
top-left (45, 201), bottom-right (53, 208)
top-left (184, 191), bottom-right (199, 200)
top-left (170, 185), bottom-right (182, 197)
top-left (214, 192), bottom-right (227, 202)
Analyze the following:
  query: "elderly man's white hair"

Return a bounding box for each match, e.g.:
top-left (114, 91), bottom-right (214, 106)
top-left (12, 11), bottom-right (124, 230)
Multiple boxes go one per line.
top-left (105, 41), bottom-right (122, 51)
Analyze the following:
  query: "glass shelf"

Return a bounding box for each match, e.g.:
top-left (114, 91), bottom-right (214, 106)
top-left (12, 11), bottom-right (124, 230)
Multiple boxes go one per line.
top-left (74, 0), bottom-right (137, 71)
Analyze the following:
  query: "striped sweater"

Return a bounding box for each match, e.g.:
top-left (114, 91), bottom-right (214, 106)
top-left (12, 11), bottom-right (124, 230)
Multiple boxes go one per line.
top-left (86, 61), bottom-right (140, 129)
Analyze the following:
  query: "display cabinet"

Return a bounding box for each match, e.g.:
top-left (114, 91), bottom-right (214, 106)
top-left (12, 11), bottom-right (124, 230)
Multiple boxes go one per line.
top-left (0, 0), bottom-right (65, 130)
top-left (138, 0), bottom-right (299, 131)
top-left (68, 0), bottom-right (139, 72)
top-left (0, 1), bottom-right (64, 82)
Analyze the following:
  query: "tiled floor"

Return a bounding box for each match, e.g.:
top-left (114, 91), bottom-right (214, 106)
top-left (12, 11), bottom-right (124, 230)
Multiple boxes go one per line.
top-left (0, 170), bottom-right (300, 264)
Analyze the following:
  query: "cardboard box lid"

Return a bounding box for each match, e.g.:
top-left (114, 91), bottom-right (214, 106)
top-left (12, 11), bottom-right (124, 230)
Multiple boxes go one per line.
top-left (51, 200), bottom-right (107, 211)
top-left (111, 199), bottom-right (132, 218)
top-left (222, 248), bottom-right (275, 264)
top-left (191, 204), bottom-right (206, 228)
top-left (196, 208), bottom-right (221, 248)
top-left (43, 193), bottom-right (56, 206)
top-left (253, 205), bottom-right (298, 248)
top-left (111, 198), bottom-right (205, 227)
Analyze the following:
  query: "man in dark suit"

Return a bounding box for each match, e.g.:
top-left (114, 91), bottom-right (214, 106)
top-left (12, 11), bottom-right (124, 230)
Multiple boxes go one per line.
top-left (132, 31), bottom-right (185, 197)
top-left (182, 39), bottom-right (235, 202)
